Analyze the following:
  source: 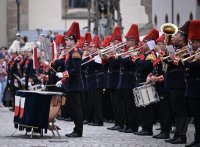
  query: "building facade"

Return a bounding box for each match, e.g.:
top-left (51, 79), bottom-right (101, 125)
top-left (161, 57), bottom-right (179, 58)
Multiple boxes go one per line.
top-left (152, 0), bottom-right (200, 30)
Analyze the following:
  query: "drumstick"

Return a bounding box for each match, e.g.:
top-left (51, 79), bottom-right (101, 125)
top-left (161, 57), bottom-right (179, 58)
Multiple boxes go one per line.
top-left (43, 61), bottom-right (57, 73)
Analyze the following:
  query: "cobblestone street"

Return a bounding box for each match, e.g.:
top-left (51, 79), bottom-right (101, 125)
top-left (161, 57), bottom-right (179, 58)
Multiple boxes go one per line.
top-left (0, 107), bottom-right (194, 147)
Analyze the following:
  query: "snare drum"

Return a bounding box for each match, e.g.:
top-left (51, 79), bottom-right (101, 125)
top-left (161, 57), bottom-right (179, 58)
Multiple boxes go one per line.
top-left (133, 84), bottom-right (159, 107)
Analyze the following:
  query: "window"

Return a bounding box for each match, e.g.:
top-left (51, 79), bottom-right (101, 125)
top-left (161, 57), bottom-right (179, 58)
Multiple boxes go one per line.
top-left (176, 13), bottom-right (180, 26)
top-left (190, 12), bottom-right (193, 20)
top-left (165, 14), bottom-right (168, 23)
top-left (69, 0), bottom-right (88, 8)
top-left (154, 15), bottom-right (157, 27)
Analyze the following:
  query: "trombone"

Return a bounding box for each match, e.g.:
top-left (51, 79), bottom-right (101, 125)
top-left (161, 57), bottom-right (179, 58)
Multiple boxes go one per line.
top-left (115, 46), bottom-right (143, 57)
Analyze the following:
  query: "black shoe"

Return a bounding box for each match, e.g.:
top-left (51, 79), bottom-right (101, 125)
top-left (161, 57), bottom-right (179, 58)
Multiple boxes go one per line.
top-left (104, 120), bottom-right (114, 123)
top-left (90, 122), bottom-right (103, 126)
top-left (170, 137), bottom-right (187, 144)
top-left (108, 125), bottom-right (123, 131)
top-left (134, 130), bottom-right (153, 136)
top-left (124, 128), bottom-right (134, 133)
top-left (64, 118), bottom-right (73, 121)
top-left (165, 137), bottom-right (176, 143)
top-left (65, 132), bottom-right (82, 138)
top-left (107, 125), bottom-right (116, 130)
top-left (118, 128), bottom-right (126, 132)
top-left (185, 141), bottom-right (200, 147)
top-left (153, 133), bottom-right (170, 139)
top-left (83, 120), bottom-right (90, 124)
top-left (170, 129), bottom-right (176, 134)
top-left (56, 116), bottom-right (65, 120)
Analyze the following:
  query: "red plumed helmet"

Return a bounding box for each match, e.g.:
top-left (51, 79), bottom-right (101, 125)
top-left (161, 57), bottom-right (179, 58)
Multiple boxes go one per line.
top-left (188, 20), bottom-right (200, 40)
top-left (65, 22), bottom-right (80, 40)
top-left (77, 36), bottom-right (85, 48)
top-left (55, 34), bottom-right (64, 46)
top-left (125, 24), bottom-right (140, 42)
top-left (90, 35), bottom-right (100, 48)
top-left (84, 32), bottom-right (92, 46)
top-left (143, 28), bottom-right (159, 42)
top-left (156, 34), bottom-right (165, 43)
top-left (100, 36), bottom-right (111, 48)
top-left (110, 26), bottom-right (122, 42)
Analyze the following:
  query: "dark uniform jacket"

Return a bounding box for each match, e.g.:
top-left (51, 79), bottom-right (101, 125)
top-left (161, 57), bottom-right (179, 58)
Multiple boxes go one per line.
top-left (135, 52), bottom-right (154, 86)
top-left (184, 61), bottom-right (200, 98)
top-left (118, 56), bottom-right (136, 89)
top-left (164, 59), bottom-right (185, 89)
top-left (83, 57), bottom-right (105, 90)
top-left (63, 48), bottom-right (84, 92)
top-left (107, 57), bottom-right (120, 89)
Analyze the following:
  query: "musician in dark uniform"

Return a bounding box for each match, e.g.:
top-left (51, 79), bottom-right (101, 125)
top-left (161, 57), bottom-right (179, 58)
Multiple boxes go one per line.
top-left (133, 28), bottom-right (159, 136)
top-left (106, 26), bottom-right (125, 131)
top-left (56, 22), bottom-right (84, 137)
top-left (185, 20), bottom-right (200, 147)
top-left (164, 21), bottom-right (191, 144)
top-left (149, 34), bottom-right (172, 139)
top-left (83, 35), bottom-right (105, 126)
top-left (117, 24), bottom-right (140, 133)
top-left (80, 32), bottom-right (92, 124)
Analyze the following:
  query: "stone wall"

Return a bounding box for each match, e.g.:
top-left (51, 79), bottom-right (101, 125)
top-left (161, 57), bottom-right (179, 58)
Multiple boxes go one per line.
top-left (7, 0), bottom-right (28, 46)
top-left (140, 0), bottom-right (153, 35)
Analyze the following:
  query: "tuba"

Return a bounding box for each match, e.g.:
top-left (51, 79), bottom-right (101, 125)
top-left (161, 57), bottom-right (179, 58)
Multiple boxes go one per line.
top-left (161, 23), bottom-right (178, 45)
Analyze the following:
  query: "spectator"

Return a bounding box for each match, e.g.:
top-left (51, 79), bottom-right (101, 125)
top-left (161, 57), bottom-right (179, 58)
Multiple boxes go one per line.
top-left (0, 53), bottom-right (7, 107)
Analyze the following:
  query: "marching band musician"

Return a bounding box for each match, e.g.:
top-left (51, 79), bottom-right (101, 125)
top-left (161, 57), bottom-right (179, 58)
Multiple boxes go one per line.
top-left (117, 24), bottom-right (140, 133)
top-left (133, 28), bottom-right (159, 136)
top-left (55, 22), bottom-right (84, 137)
top-left (106, 26), bottom-right (125, 131)
top-left (80, 32), bottom-right (93, 124)
top-left (164, 21), bottom-right (191, 144)
top-left (184, 20), bottom-right (200, 147)
top-left (83, 35), bottom-right (105, 126)
top-left (148, 34), bottom-right (172, 139)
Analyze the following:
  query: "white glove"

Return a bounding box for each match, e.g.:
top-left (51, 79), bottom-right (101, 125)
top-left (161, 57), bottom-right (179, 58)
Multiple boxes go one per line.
top-left (93, 55), bottom-right (102, 64)
top-left (41, 84), bottom-right (45, 90)
top-left (14, 82), bottom-right (19, 88)
top-left (56, 81), bottom-right (62, 87)
top-left (56, 72), bottom-right (64, 78)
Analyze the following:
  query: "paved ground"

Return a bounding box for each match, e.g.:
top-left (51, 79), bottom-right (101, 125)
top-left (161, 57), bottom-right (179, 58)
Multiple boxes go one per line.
top-left (0, 107), bottom-right (194, 147)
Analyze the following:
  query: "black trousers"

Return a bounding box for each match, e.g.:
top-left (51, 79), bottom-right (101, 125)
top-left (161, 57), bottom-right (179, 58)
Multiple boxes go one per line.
top-left (188, 98), bottom-right (200, 142)
top-left (102, 89), bottom-right (114, 121)
top-left (81, 91), bottom-right (91, 121)
top-left (157, 94), bottom-right (172, 134)
top-left (123, 89), bottom-right (139, 131)
top-left (89, 89), bottom-right (103, 124)
top-left (137, 104), bottom-right (154, 132)
top-left (170, 89), bottom-right (190, 137)
top-left (67, 91), bottom-right (83, 134)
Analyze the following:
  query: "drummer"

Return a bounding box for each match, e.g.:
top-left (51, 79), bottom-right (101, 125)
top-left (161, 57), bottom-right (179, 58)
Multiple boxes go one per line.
top-left (147, 34), bottom-right (172, 139)
top-left (132, 28), bottom-right (159, 136)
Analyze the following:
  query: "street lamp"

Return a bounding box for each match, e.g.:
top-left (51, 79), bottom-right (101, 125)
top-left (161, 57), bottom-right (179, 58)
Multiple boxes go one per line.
top-left (16, 0), bottom-right (21, 31)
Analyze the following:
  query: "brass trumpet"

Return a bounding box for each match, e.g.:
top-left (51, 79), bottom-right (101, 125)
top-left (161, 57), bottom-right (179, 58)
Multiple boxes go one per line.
top-left (181, 51), bottom-right (200, 63)
top-left (83, 41), bottom-right (127, 59)
top-left (161, 23), bottom-right (178, 45)
top-left (162, 48), bottom-right (187, 61)
top-left (116, 46), bottom-right (142, 57)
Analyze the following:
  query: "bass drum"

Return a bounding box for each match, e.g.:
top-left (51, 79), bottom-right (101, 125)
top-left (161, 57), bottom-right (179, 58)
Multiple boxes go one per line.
top-left (49, 95), bottom-right (66, 122)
